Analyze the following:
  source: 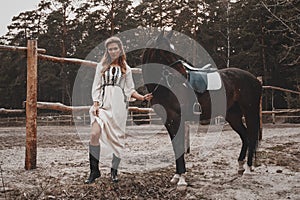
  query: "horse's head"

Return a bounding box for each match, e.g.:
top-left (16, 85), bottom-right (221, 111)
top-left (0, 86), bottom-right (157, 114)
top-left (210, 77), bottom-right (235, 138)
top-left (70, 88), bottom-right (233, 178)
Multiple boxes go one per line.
top-left (141, 30), bottom-right (188, 85)
top-left (144, 30), bottom-right (175, 53)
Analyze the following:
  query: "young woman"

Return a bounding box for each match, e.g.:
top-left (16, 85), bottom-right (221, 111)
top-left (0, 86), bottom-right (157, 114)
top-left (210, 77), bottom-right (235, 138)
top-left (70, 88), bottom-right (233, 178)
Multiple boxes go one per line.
top-left (85, 36), bottom-right (152, 184)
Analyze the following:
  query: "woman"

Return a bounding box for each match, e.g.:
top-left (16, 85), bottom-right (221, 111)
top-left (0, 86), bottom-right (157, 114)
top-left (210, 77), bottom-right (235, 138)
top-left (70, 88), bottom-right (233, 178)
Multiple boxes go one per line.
top-left (85, 36), bottom-right (152, 184)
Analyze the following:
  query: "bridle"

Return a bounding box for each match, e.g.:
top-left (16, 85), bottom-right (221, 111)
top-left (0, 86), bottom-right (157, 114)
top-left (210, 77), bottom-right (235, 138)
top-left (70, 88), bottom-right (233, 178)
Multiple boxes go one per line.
top-left (143, 38), bottom-right (202, 115)
top-left (147, 60), bottom-right (189, 95)
top-left (143, 38), bottom-right (188, 95)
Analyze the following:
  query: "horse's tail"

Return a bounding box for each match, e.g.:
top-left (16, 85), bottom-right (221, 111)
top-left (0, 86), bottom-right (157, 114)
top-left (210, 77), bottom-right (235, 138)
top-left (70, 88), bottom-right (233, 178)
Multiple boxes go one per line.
top-left (254, 112), bottom-right (261, 166)
top-left (254, 83), bottom-right (263, 164)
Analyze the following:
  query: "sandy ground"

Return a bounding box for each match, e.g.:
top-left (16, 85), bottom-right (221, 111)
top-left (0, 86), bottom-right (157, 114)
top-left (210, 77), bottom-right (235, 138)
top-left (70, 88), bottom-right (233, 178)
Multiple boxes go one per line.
top-left (0, 123), bottom-right (299, 199)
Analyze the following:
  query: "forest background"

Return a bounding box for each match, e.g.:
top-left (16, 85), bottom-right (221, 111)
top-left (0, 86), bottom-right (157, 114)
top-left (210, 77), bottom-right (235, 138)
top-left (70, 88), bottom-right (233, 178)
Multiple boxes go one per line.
top-left (0, 0), bottom-right (299, 110)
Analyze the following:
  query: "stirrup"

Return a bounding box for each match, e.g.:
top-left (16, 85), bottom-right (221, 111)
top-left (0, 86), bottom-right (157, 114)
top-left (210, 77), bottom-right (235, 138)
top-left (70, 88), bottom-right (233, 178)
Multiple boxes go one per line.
top-left (193, 102), bottom-right (202, 115)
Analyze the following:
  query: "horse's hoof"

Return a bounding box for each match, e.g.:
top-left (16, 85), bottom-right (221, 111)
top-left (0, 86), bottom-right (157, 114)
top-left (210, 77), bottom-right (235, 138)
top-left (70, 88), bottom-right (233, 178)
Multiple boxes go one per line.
top-left (177, 175), bottom-right (188, 186)
top-left (243, 171), bottom-right (253, 176)
top-left (243, 166), bottom-right (254, 176)
top-left (238, 160), bottom-right (245, 174)
top-left (238, 169), bottom-right (245, 175)
top-left (177, 175), bottom-right (187, 191)
top-left (170, 174), bottom-right (180, 184)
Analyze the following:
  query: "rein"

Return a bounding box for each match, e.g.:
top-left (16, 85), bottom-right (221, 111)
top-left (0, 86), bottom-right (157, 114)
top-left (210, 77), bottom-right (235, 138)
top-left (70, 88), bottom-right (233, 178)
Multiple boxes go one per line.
top-left (150, 65), bottom-right (171, 94)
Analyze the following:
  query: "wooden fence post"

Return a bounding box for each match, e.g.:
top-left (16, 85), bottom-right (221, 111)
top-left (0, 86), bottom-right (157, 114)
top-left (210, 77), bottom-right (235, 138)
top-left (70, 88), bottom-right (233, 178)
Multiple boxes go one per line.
top-left (25, 40), bottom-right (38, 170)
top-left (271, 89), bottom-right (276, 124)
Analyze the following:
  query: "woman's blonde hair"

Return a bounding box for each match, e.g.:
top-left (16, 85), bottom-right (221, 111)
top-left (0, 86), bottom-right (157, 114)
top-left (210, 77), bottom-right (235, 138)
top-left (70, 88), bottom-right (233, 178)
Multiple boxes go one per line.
top-left (100, 36), bottom-right (127, 74)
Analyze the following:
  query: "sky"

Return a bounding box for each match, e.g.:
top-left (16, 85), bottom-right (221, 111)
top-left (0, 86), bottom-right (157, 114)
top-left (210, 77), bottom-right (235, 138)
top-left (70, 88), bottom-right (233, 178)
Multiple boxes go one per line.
top-left (0, 0), bottom-right (142, 37)
top-left (0, 0), bottom-right (41, 36)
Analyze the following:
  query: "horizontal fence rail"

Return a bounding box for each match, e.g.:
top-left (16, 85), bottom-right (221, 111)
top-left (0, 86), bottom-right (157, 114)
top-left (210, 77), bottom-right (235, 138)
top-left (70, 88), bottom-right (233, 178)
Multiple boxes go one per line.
top-left (0, 112), bottom-right (163, 127)
top-left (262, 85), bottom-right (300, 123)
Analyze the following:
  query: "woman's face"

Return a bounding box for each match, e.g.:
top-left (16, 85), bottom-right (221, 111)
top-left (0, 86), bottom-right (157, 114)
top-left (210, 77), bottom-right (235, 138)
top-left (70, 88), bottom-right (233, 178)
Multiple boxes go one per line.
top-left (107, 42), bottom-right (121, 61)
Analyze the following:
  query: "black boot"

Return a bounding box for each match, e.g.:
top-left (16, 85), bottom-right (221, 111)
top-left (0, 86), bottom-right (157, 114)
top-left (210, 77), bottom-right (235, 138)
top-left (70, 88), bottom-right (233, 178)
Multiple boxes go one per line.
top-left (111, 153), bottom-right (121, 182)
top-left (85, 145), bottom-right (101, 184)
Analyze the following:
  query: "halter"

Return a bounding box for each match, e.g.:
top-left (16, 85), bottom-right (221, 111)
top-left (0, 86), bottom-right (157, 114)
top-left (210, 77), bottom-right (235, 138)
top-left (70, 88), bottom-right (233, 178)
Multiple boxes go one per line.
top-left (150, 60), bottom-right (189, 94)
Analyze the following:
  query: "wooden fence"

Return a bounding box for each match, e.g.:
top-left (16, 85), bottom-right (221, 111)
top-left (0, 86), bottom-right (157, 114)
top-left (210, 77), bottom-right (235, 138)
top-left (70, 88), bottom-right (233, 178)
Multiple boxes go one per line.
top-left (0, 111), bottom-right (162, 127)
top-left (0, 40), bottom-right (142, 169)
top-left (262, 85), bottom-right (300, 123)
top-left (1, 41), bottom-right (299, 170)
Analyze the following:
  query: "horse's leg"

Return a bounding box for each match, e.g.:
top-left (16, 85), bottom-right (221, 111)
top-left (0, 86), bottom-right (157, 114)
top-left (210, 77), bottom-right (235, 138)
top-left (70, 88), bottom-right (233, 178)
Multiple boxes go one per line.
top-left (226, 104), bottom-right (248, 174)
top-left (165, 116), bottom-right (187, 186)
top-left (244, 109), bottom-right (260, 175)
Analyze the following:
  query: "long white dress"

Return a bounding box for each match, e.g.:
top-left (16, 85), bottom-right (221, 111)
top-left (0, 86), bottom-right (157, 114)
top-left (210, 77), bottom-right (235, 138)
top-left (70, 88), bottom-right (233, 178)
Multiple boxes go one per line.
top-left (89, 63), bottom-right (135, 158)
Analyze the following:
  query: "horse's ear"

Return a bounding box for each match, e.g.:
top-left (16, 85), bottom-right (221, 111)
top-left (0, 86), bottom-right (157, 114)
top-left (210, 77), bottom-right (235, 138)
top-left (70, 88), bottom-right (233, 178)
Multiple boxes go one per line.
top-left (166, 30), bottom-right (173, 40)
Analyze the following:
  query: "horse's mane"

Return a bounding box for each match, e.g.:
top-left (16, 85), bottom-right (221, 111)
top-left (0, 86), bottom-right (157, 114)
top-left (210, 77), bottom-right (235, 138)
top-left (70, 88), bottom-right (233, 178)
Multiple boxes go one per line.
top-left (141, 30), bottom-right (199, 70)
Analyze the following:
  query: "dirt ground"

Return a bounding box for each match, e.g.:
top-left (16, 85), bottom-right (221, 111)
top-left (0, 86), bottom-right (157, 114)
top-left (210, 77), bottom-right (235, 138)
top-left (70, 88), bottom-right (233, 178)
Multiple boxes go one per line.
top-left (0, 123), bottom-right (299, 200)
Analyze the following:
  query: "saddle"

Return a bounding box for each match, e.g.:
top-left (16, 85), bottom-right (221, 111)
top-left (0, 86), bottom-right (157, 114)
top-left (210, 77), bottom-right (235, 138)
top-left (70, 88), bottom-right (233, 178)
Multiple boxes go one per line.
top-left (181, 61), bottom-right (222, 93)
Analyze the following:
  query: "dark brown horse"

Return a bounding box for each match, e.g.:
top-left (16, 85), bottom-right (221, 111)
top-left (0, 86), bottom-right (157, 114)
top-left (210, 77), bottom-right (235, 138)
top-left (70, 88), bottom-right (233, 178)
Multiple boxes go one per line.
top-left (141, 30), bottom-right (262, 186)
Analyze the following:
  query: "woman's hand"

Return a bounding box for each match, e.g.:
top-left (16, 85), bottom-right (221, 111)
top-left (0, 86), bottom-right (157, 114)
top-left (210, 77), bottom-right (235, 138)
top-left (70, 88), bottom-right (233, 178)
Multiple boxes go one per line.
top-left (131, 91), bottom-right (153, 102)
top-left (143, 93), bottom-right (153, 101)
top-left (92, 104), bottom-right (99, 117)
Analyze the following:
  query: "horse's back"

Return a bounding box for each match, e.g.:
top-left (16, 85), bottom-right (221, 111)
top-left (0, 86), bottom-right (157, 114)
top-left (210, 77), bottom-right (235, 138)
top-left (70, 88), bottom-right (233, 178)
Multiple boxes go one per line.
top-left (219, 67), bottom-right (262, 104)
top-left (219, 67), bottom-right (262, 90)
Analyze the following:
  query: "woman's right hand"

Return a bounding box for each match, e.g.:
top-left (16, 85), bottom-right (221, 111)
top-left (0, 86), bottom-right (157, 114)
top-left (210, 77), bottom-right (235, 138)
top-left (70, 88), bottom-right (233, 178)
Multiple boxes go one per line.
top-left (92, 104), bottom-right (99, 117)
